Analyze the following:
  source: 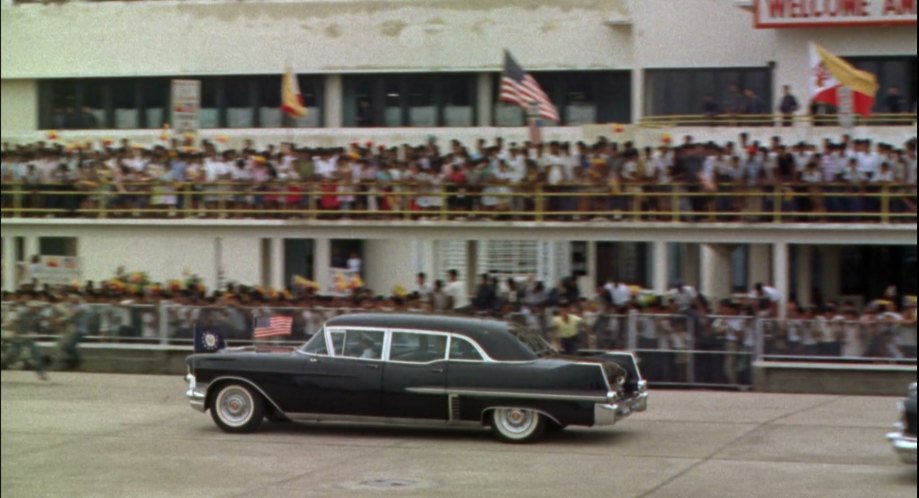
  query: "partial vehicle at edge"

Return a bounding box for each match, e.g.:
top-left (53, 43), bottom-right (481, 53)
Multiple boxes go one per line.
top-left (887, 382), bottom-right (918, 464)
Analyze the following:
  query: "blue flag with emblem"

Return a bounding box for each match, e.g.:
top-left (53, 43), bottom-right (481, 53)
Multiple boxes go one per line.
top-left (194, 324), bottom-right (226, 353)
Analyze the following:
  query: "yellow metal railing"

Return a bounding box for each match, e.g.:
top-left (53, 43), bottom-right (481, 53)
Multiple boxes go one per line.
top-left (1, 181), bottom-right (915, 224)
top-left (639, 113), bottom-right (918, 128)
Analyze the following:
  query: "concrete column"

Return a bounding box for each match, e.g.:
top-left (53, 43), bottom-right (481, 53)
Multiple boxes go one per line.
top-left (323, 74), bottom-right (343, 128)
top-left (270, 237), bottom-right (285, 290)
top-left (652, 240), bottom-right (668, 294)
top-left (313, 238), bottom-right (332, 294)
top-left (701, 244), bottom-right (732, 299)
top-left (819, 246), bottom-right (842, 302)
top-left (476, 73), bottom-right (493, 127)
top-left (631, 67), bottom-right (644, 125)
top-left (466, 241), bottom-right (479, 295)
top-left (773, 242), bottom-right (790, 319)
top-left (2, 236), bottom-right (15, 292)
top-left (795, 245), bottom-right (813, 307)
top-left (748, 244), bottom-right (771, 289)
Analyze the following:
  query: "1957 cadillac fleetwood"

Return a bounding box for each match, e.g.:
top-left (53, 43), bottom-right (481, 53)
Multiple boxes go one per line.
top-left (185, 314), bottom-right (648, 443)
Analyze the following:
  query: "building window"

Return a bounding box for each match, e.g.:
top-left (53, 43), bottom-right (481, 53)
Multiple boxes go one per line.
top-left (644, 67), bottom-right (772, 116)
top-left (343, 73), bottom-right (477, 127)
top-left (493, 71), bottom-right (631, 126)
top-left (38, 74), bottom-right (326, 130)
top-left (848, 56), bottom-right (917, 114)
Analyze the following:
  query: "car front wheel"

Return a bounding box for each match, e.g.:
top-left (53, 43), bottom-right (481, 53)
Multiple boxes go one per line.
top-left (490, 408), bottom-right (547, 443)
top-left (210, 383), bottom-right (264, 433)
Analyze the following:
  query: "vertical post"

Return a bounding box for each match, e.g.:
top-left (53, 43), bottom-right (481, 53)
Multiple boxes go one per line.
top-left (772, 188), bottom-right (782, 223)
top-left (158, 302), bottom-right (169, 346)
top-left (755, 317), bottom-right (765, 362)
top-left (701, 243), bottom-right (731, 300)
top-left (270, 237), bottom-right (284, 290)
top-left (535, 184), bottom-right (543, 223)
top-left (323, 75), bottom-right (343, 128)
top-left (13, 182), bottom-right (22, 218)
top-left (2, 235), bottom-right (15, 292)
top-left (671, 187), bottom-right (680, 223)
top-left (772, 242), bottom-right (789, 319)
top-left (313, 238), bottom-right (332, 295)
top-left (880, 186), bottom-right (890, 224)
top-left (687, 315), bottom-right (696, 385)
top-left (652, 240), bottom-right (669, 295)
top-left (476, 73), bottom-right (493, 127)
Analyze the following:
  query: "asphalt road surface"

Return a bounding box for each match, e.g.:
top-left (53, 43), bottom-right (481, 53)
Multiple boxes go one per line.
top-left (1, 371), bottom-right (915, 498)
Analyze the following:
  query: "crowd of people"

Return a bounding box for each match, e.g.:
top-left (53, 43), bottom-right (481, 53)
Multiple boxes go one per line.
top-left (1, 132), bottom-right (916, 221)
top-left (3, 266), bottom-right (915, 383)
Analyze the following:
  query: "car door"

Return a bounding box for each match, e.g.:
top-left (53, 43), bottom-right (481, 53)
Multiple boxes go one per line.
top-left (296, 328), bottom-right (385, 417)
top-left (382, 331), bottom-right (449, 420)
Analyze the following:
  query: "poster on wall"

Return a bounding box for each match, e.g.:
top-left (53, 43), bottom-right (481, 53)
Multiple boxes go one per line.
top-left (33, 256), bottom-right (82, 287)
top-left (171, 79), bottom-right (201, 136)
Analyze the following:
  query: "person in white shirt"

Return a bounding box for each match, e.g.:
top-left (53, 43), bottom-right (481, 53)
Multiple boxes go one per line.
top-left (445, 269), bottom-right (470, 313)
top-left (750, 282), bottom-right (781, 318)
top-left (603, 280), bottom-right (632, 311)
top-left (346, 252), bottom-right (362, 276)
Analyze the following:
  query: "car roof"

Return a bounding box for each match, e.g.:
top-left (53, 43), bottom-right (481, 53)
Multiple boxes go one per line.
top-left (325, 313), bottom-right (538, 361)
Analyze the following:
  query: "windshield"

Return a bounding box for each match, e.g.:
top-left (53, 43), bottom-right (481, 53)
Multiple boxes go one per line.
top-left (299, 330), bottom-right (328, 355)
top-left (508, 323), bottom-right (558, 358)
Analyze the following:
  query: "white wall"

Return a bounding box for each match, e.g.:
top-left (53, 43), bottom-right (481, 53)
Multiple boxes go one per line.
top-left (78, 231), bottom-right (219, 290)
top-left (0, 0), bottom-right (632, 79)
top-left (363, 239), bottom-right (417, 297)
top-left (0, 79), bottom-right (37, 131)
top-left (220, 236), bottom-right (262, 287)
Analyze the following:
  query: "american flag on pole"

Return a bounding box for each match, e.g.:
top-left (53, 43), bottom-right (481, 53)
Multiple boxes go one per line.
top-left (253, 315), bottom-right (293, 339)
top-left (499, 50), bottom-right (560, 124)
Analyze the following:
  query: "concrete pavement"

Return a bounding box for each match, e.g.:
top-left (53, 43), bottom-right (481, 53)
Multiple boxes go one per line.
top-left (1, 371), bottom-right (915, 498)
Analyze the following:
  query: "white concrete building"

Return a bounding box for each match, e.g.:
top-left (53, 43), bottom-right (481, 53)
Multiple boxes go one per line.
top-left (1, 0), bottom-right (917, 312)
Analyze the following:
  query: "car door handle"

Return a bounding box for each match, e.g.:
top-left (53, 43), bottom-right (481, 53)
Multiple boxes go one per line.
top-left (366, 364), bottom-right (380, 370)
top-left (309, 357), bottom-right (320, 363)
top-left (430, 368), bottom-right (445, 373)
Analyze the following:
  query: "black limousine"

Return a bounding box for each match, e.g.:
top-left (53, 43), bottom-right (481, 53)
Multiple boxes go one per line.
top-left (185, 314), bottom-right (648, 442)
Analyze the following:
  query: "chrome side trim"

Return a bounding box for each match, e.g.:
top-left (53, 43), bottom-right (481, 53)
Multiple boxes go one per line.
top-left (286, 412), bottom-right (481, 428)
top-left (406, 386), bottom-right (609, 403)
top-left (206, 376), bottom-right (288, 418)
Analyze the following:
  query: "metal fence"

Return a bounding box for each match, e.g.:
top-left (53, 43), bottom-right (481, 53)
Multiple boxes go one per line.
top-left (2, 302), bottom-right (915, 388)
top-left (1, 180), bottom-right (916, 224)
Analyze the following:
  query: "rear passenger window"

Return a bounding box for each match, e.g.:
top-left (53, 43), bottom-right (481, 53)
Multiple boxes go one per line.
top-left (449, 336), bottom-right (484, 361)
top-left (390, 332), bottom-right (447, 363)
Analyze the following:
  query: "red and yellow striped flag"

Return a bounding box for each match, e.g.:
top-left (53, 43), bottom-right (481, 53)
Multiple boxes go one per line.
top-left (281, 66), bottom-right (308, 118)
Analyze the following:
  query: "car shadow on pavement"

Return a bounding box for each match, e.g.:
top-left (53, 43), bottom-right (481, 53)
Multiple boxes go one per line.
top-left (194, 420), bottom-right (637, 446)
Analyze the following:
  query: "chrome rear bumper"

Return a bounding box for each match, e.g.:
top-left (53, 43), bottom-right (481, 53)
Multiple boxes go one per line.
top-left (887, 432), bottom-right (917, 464)
top-left (594, 390), bottom-right (649, 426)
top-left (185, 374), bottom-right (207, 413)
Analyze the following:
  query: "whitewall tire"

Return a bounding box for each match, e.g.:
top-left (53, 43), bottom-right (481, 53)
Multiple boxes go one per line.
top-left (490, 408), bottom-right (547, 443)
top-left (210, 383), bottom-right (264, 433)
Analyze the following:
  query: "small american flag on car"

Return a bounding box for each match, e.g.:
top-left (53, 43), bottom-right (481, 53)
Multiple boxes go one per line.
top-left (253, 315), bottom-right (293, 339)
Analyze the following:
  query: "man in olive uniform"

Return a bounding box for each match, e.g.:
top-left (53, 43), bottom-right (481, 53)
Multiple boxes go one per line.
top-left (1, 299), bottom-right (49, 380)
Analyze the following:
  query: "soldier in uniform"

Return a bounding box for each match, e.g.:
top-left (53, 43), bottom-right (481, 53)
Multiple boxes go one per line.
top-left (1, 298), bottom-right (49, 380)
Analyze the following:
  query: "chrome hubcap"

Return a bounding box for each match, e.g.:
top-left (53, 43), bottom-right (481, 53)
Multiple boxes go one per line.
top-left (497, 408), bottom-right (535, 436)
top-left (217, 387), bottom-right (253, 427)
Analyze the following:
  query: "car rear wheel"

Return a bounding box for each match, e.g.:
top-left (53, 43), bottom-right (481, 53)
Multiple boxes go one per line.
top-left (490, 408), bottom-right (546, 443)
top-left (210, 383), bottom-right (264, 433)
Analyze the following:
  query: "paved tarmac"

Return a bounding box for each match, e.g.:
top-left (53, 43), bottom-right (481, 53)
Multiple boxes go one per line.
top-left (1, 371), bottom-right (915, 498)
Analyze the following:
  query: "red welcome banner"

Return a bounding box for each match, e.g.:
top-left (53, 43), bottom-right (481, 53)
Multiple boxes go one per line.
top-left (754, 0), bottom-right (917, 28)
